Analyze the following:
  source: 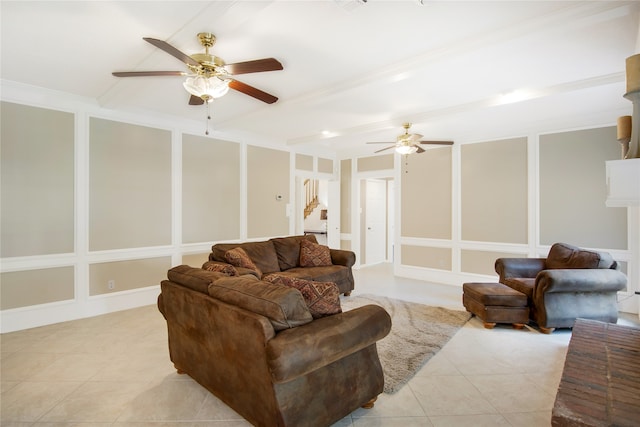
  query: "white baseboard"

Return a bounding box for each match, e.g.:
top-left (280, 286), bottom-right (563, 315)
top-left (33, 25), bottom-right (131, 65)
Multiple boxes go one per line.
top-left (0, 285), bottom-right (160, 333)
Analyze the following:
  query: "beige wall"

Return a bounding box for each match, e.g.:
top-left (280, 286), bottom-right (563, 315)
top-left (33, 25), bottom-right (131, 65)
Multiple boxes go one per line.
top-left (358, 154), bottom-right (393, 172)
top-left (296, 153), bottom-right (313, 171)
top-left (318, 157), bottom-right (334, 174)
top-left (401, 147), bottom-right (452, 239)
top-left (402, 246), bottom-right (452, 270)
top-left (1, 267), bottom-right (74, 310)
top-left (182, 252), bottom-right (210, 267)
top-left (89, 257), bottom-right (171, 296)
top-left (89, 118), bottom-right (172, 251)
top-left (1, 102), bottom-right (75, 257)
top-left (540, 127), bottom-right (627, 249)
top-left (183, 134), bottom-right (240, 243)
top-left (247, 146), bottom-right (290, 238)
top-left (461, 250), bottom-right (525, 276)
top-left (461, 138), bottom-right (528, 243)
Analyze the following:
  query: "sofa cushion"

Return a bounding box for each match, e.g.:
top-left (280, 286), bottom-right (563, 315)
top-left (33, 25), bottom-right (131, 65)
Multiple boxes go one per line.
top-left (167, 265), bottom-right (228, 294)
top-left (299, 239), bottom-right (333, 267)
top-left (208, 276), bottom-right (313, 331)
top-left (270, 235), bottom-right (317, 271)
top-left (263, 274), bottom-right (342, 319)
top-left (213, 241), bottom-right (281, 275)
top-left (279, 265), bottom-right (350, 286)
top-left (202, 261), bottom-right (238, 276)
top-left (546, 243), bottom-right (615, 270)
top-left (225, 247), bottom-right (262, 277)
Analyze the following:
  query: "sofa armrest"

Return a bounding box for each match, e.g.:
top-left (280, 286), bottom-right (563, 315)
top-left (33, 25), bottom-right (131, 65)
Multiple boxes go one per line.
top-left (534, 269), bottom-right (627, 297)
top-left (266, 304), bottom-right (391, 383)
top-left (329, 249), bottom-right (356, 268)
top-left (495, 258), bottom-right (546, 281)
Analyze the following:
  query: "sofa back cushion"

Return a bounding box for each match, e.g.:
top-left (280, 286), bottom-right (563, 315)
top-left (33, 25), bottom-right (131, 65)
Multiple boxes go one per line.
top-left (270, 235), bottom-right (317, 271)
top-left (208, 276), bottom-right (313, 331)
top-left (211, 240), bottom-right (281, 275)
top-left (167, 265), bottom-right (229, 294)
top-left (545, 242), bottom-right (616, 270)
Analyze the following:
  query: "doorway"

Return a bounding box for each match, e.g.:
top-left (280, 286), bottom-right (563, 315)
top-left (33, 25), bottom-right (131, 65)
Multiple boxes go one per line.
top-left (360, 178), bottom-right (394, 266)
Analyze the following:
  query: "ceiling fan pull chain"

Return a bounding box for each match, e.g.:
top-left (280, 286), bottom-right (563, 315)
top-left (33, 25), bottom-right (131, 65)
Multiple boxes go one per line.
top-left (205, 101), bottom-right (211, 135)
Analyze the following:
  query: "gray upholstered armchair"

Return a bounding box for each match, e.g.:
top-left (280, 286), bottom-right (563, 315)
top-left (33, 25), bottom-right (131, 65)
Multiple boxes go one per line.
top-left (495, 243), bottom-right (627, 333)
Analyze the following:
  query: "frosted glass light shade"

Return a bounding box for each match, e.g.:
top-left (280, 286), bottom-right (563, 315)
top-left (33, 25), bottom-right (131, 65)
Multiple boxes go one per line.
top-left (183, 76), bottom-right (230, 101)
top-left (396, 145), bottom-right (418, 155)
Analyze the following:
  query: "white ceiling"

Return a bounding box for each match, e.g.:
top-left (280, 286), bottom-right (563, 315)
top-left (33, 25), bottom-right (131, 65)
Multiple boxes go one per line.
top-left (2, 1), bottom-right (639, 157)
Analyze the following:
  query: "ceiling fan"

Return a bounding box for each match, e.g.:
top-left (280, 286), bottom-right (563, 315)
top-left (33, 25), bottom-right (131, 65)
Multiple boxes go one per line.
top-left (367, 123), bottom-right (454, 154)
top-left (112, 32), bottom-right (283, 105)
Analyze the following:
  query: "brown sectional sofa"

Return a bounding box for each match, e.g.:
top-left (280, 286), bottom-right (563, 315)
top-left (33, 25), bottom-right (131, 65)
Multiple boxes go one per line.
top-left (206, 234), bottom-right (356, 296)
top-left (157, 265), bottom-right (391, 427)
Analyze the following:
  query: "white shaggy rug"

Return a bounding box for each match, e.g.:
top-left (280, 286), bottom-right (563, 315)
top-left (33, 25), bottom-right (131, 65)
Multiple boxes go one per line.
top-left (341, 294), bottom-right (471, 394)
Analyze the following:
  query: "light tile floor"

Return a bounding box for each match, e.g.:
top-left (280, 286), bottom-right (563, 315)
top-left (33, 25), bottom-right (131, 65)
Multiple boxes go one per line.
top-left (1, 263), bottom-right (638, 426)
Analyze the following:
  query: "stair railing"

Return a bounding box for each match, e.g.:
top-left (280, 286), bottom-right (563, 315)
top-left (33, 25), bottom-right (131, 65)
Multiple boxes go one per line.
top-left (304, 179), bottom-right (319, 219)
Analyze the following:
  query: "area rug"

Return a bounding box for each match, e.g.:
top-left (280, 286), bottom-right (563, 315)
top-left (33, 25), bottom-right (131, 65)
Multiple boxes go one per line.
top-left (341, 294), bottom-right (471, 394)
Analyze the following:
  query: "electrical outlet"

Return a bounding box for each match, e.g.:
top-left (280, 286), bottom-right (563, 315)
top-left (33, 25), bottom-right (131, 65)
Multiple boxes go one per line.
top-left (107, 280), bottom-right (115, 290)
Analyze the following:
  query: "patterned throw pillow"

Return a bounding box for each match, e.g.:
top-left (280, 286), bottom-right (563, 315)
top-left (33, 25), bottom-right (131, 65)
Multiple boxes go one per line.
top-left (264, 274), bottom-right (341, 319)
top-left (224, 247), bottom-right (262, 277)
top-left (203, 262), bottom-right (238, 277)
top-left (299, 239), bottom-right (333, 267)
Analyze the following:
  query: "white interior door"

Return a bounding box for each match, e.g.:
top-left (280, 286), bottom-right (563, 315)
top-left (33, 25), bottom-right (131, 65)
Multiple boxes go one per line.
top-left (327, 180), bottom-right (340, 248)
top-left (365, 179), bottom-right (387, 265)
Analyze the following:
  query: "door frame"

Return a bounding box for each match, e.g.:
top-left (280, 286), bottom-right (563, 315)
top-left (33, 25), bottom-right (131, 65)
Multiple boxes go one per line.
top-left (354, 170), bottom-right (395, 268)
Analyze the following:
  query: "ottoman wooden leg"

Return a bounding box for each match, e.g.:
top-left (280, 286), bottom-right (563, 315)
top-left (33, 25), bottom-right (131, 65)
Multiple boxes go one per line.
top-left (483, 322), bottom-right (496, 329)
top-left (512, 323), bottom-right (525, 329)
top-left (539, 326), bottom-right (555, 334)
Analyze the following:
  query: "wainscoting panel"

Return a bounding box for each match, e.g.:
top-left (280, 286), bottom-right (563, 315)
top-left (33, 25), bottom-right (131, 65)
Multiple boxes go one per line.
top-left (182, 134), bottom-right (240, 243)
top-left (1, 102), bottom-right (75, 257)
top-left (1, 266), bottom-right (75, 310)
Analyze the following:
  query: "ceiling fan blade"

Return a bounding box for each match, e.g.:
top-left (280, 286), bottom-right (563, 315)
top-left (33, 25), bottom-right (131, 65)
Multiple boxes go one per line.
top-left (415, 146), bottom-right (425, 153)
top-left (143, 37), bottom-right (201, 67)
top-left (374, 145), bottom-right (397, 154)
top-left (229, 80), bottom-right (278, 104)
top-left (189, 95), bottom-right (205, 106)
top-left (112, 71), bottom-right (187, 77)
top-left (226, 58), bottom-right (283, 75)
top-left (419, 140), bottom-right (454, 145)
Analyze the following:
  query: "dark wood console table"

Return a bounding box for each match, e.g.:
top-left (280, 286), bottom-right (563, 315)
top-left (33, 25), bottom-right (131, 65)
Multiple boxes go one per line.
top-left (552, 318), bottom-right (640, 426)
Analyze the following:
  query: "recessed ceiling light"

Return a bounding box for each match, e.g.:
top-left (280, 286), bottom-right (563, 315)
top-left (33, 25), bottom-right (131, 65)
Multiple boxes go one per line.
top-left (497, 89), bottom-right (533, 105)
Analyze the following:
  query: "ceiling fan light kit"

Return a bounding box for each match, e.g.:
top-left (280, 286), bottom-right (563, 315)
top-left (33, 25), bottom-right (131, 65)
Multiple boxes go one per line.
top-left (183, 75), bottom-right (230, 102)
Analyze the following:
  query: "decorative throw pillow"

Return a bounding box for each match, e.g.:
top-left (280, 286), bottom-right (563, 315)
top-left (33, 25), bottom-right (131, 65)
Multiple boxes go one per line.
top-left (225, 247), bottom-right (262, 277)
top-left (264, 274), bottom-right (341, 319)
top-left (299, 239), bottom-right (333, 267)
top-left (203, 261), bottom-right (238, 277)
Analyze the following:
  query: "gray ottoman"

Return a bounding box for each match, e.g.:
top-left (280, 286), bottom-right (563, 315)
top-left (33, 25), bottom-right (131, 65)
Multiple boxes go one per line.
top-left (462, 282), bottom-right (529, 329)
